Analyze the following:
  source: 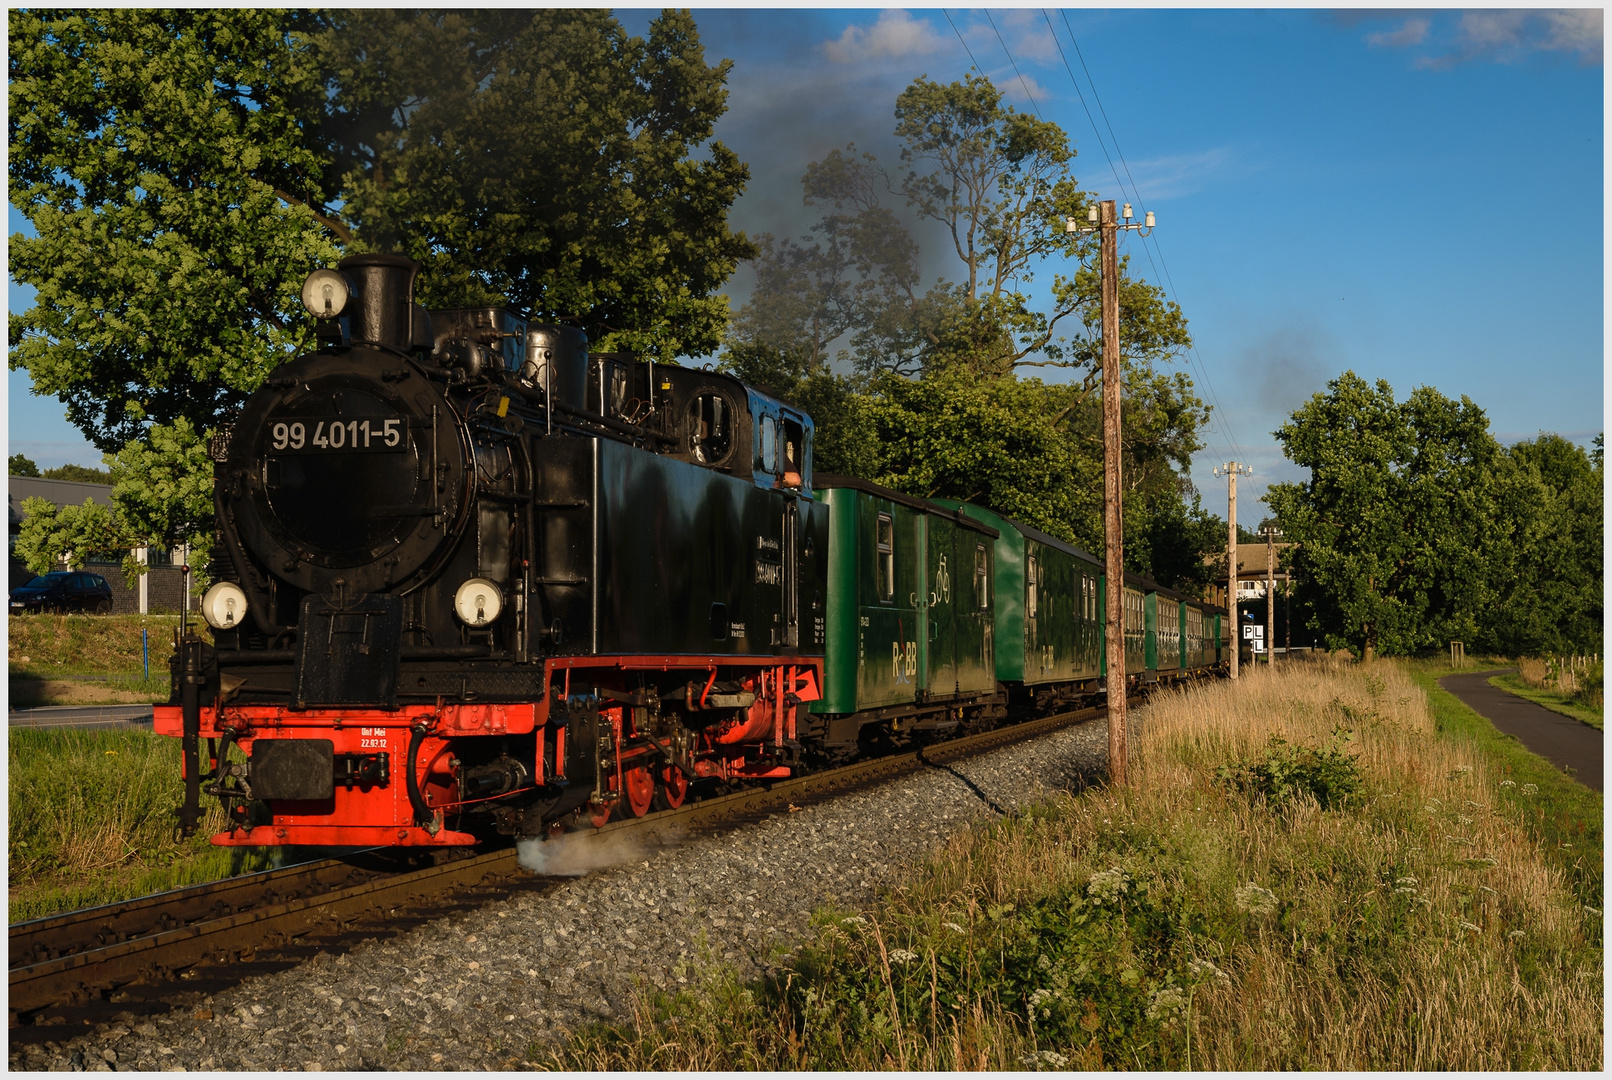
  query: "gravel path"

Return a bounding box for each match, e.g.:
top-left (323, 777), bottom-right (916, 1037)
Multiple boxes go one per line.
top-left (13, 713), bottom-right (1127, 1072)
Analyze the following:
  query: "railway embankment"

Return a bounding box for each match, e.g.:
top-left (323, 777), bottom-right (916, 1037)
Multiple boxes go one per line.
top-left (8, 706), bottom-right (1121, 1071)
top-left (549, 659), bottom-right (1601, 1070)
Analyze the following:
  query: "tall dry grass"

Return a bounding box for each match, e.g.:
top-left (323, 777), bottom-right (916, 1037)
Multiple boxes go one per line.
top-left (548, 660), bottom-right (1602, 1071)
top-left (1136, 659), bottom-right (1601, 1068)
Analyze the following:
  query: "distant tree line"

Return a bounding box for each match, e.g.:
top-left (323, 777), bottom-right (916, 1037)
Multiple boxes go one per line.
top-left (1266, 372), bottom-right (1602, 659)
top-left (8, 454), bottom-right (111, 485)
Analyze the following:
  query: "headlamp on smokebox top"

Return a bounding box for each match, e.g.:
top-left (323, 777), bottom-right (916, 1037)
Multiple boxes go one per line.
top-left (300, 269), bottom-right (351, 319)
top-left (453, 577), bottom-right (503, 626)
top-left (201, 581), bottom-right (250, 630)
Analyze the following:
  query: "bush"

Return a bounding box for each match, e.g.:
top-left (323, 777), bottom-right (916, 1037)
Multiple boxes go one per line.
top-left (1214, 725), bottom-right (1364, 809)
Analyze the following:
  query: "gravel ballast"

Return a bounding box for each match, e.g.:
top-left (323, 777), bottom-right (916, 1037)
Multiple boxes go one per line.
top-left (12, 713), bottom-right (1129, 1072)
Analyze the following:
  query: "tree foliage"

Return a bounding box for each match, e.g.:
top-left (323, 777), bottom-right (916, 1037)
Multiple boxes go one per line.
top-left (8, 8), bottom-right (338, 452)
top-left (318, 8), bottom-right (752, 360)
top-left (725, 73), bottom-right (1212, 593)
top-left (1266, 371), bottom-right (1602, 659)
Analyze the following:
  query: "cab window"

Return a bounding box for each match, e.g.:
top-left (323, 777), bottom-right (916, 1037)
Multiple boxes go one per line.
top-left (974, 544), bottom-right (989, 609)
top-left (1026, 555), bottom-right (1038, 618)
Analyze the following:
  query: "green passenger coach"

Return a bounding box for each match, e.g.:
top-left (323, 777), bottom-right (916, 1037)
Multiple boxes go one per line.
top-left (932, 500), bottom-right (1106, 710)
top-left (809, 476), bottom-right (1003, 746)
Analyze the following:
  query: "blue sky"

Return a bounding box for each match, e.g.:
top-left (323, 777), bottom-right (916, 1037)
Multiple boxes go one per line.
top-left (9, 7), bottom-right (1604, 524)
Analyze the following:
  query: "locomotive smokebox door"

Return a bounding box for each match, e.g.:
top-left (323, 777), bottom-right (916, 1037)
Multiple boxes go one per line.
top-left (293, 594), bottom-right (404, 707)
top-left (250, 739), bottom-right (336, 801)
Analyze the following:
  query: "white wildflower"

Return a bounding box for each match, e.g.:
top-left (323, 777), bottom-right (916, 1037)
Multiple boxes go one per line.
top-left (1393, 887), bottom-right (1418, 896)
top-left (1499, 779), bottom-right (1516, 788)
top-left (1458, 921), bottom-right (1481, 933)
top-left (942, 922), bottom-right (965, 933)
top-left (1147, 985), bottom-right (1189, 1026)
top-left (888, 949), bottom-right (917, 965)
top-left (1086, 867), bottom-right (1129, 905)
top-left (1020, 1050), bottom-right (1069, 1068)
top-left (1235, 882), bottom-right (1279, 916)
top-left (841, 916), bottom-right (867, 927)
top-left (1457, 815), bottom-right (1474, 825)
top-left (1187, 959), bottom-right (1232, 987)
top-left (1028, 988), bottom-right (1055, 1008)
top-left (1521, 784), bottom-right (1538, 796)
top-left (1395, 876), bottom-right (1419, 887)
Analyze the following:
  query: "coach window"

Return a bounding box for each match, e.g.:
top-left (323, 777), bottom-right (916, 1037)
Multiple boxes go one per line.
top-left (876, 513), bottom-right (894, 601)
top-left (974, 544), bottom-right (989, 609)
top-left (1026, 555), bottom-right (1038, 618)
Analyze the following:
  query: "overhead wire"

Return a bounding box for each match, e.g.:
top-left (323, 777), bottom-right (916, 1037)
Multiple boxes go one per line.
top-left (1045, 9), bottom-right (1248, 466)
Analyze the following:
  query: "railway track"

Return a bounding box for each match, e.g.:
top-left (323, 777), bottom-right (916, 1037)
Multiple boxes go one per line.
top-left (9, 703), bottom-right (1104, 1041)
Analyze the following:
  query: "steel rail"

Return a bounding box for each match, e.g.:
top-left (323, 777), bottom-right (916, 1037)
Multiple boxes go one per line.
top-left (9, 703), bottom-right (1104, 1023)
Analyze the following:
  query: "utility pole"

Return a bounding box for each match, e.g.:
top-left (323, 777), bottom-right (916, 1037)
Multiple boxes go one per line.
top-left (1263, 526), bottom-right (1282, 666)
top-left (1213, 461), bottom-right (1252, 679)
top-left (1068, 198), bottom-right (1152, 785)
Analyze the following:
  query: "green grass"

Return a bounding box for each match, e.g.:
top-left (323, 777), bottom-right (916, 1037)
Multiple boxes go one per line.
top-left (1402, 661), bottom-right (1602, 911)
top-left (8, 726), bottom-right (271, 923)
top-left (1488, 672), bottom-right (1603, 731)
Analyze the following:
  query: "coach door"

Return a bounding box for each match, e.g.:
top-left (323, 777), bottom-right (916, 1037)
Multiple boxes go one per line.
top-left (924, 514), bottom-right (958, 697)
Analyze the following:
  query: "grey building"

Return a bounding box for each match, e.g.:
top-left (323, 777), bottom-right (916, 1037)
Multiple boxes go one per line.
top-left (8, 475), bottom-right (193, 613)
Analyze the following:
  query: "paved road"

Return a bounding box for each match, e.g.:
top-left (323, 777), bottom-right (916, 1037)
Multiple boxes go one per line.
top-left (1439, 669), bottom-right (1602, 793)
top-left (8, 704), bottom-right (155, 730)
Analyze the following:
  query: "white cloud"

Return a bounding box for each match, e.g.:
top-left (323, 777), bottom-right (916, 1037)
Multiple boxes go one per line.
top-left (1112, 147), bottom-right (1239, 202)
top-left (1413, 8), bottom-right (1603, 69)
top-left (823, 9), bottom-right (948, 65)
top-left (1366, 17), bottom-right (1430, 49)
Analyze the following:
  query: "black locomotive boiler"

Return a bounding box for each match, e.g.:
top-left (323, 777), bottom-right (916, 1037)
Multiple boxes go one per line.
top-left (157, 254), bottom-right (828, 846)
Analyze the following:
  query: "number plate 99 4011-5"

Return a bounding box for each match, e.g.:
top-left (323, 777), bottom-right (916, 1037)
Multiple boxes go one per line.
top-left (268, 417), bottom-right (406, 452)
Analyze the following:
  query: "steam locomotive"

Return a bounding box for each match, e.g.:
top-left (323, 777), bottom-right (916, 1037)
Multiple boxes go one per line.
top-left (155, 254), bottom-right (1227, 848)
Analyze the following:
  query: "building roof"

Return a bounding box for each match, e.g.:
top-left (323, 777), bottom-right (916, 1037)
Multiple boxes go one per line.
top-left (9, 476), bottom-right (115, 527)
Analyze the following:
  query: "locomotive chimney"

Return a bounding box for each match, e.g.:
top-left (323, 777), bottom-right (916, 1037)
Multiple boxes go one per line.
top-left (338, 253), bottom-right (420, 352)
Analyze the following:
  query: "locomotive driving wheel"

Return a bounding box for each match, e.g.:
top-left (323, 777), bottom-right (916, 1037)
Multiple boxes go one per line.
top-left (652, 764), bottom-right (689, 810)
top-left (622, 764), bottom-right (655, 818)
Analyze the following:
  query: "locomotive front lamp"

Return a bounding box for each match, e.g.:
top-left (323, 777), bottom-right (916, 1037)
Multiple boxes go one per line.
top-left (453, 577), bottom-right (504, 627)
top-left (200, 581), bottom-right (250, 630)
top-left (300, 269), bottom-right (351, 318)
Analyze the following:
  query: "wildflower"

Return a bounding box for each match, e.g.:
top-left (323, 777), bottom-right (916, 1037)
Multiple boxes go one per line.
top-left (1499, 779), bottom-right (1516, 788)
top-left (1147, 985), bottom-right (1189, 1027)
top-left (1036, 954), bottom-right (1052, 971)
top-left (1019, 1051), bottom-right (1069, 1068)
top-left (1028, 988), bottom-right (1057, 1018)
top-left (1086, 867), bottom-right (1130, 905)
top-left (941, 922), bottom-right (965, 933)
top-left (1508, 930), bottom-right (1525, 939)
top-left (888, 949), bottom-right (917, 965)
top-left (841, 916), bottom-right (867, 928)
top-left (1395, 876), bottom-right (1419, 887)
top-left (1521, 784), bottom-right (1538, 796)
top-left (1393, 887), bottom-right (1417, 896)
top-left (1235, 882), bottom-right (1279, 916)
top-left (1187, 959), bottom-right (1232, 987)
top-left (1458, 921), bottom-right (1481, 933)
top-left (1457, 815), bottom-right (1474, 825)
